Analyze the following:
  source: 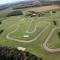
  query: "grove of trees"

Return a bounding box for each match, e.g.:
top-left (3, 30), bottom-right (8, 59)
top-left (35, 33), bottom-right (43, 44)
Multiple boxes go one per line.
top-left (0, 46), bottom-right (43, 60)
top-left (0, 20), bottom-right (4, 34)
top-left (7, 10), bottom-right (23, 17)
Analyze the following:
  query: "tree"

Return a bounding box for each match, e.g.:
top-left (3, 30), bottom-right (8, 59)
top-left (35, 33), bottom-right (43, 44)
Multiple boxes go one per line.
top-left (52, 11), bottom-right (56, 13)
top-left (25, 13), bottom-right (32, 17)
top-left (57, 32), bottom-right (60, 38)
top-left (0, 29), bottom-right (4, 34)
top-left (38, 13), bottom-right (41, 17)
top-left (38, 13), bottom-right (45, 17)
top-left (53, 21), bottom-right (56, 25)
top-left (0, 21), bottom-right (2, 24)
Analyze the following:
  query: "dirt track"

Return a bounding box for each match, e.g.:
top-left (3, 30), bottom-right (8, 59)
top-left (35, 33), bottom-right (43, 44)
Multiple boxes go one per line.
top-left (6, 21), bottom-right (50, 43)
top-left (43, 27), bottom-right (60, 53)
top-left (6, 18), bottom-right (60, 53)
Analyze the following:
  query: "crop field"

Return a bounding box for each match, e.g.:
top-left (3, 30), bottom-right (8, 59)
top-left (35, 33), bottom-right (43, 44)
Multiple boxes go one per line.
top-left (0, 6), bottom-right (60, 60)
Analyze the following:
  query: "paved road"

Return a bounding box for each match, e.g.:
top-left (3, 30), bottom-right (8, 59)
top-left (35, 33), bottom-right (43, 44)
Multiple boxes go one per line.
top-left (6, 21), bottom-right (51, 43)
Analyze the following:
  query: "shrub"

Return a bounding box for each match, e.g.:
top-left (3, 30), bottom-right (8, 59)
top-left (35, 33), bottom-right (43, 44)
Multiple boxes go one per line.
top-left (52, 11), bottom-right (56, 13)
top-left (0, 29), bottom-right (4, 34)
top-left (53, 21), bottom-right (56, 25)
top-left (57, 32), bottom-right (60, 38)
top-left (0, 21), bottom-right (2, 24)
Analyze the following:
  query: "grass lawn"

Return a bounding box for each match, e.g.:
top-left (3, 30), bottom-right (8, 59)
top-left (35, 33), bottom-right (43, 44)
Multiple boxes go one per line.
top-left (0, 8), bottom-right (60, 60)
top-left (48, 29), bottom-right (60, 49)
top-left (10, 17), bottom-right (49, 40)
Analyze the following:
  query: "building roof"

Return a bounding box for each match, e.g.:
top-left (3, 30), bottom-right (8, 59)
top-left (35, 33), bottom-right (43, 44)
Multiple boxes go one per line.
top-left (17, 47), bottom-right (26, 51)
top-left (29, 5), bottom-right (60, 13)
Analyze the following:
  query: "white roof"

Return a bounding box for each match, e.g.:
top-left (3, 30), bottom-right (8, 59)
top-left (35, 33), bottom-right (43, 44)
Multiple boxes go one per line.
top-left (17, 47), bottom-right (26, 51)
top-left (23, 35), bottom-right (29, 37)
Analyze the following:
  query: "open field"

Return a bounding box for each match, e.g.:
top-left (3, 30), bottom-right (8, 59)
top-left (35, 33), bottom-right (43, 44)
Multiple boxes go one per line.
top-left (7, 18), bottom-right (49, 41)
top-left (48, 28), bottom-right (60, 48)
top-left (29, 5), bottom-right (60, 13)
top-left (0, 6), bottom-right (60, 60)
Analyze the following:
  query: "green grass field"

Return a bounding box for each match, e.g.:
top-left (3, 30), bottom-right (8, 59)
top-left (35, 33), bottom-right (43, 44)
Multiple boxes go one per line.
top-left (0, 8), bottom-right (60, 60)
top-left (48, 29), bottom-right (60, 49)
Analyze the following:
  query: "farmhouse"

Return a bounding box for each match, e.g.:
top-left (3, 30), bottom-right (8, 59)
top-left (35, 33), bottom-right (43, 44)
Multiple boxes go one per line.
top-left (29, 5), bottom-right (60, 13)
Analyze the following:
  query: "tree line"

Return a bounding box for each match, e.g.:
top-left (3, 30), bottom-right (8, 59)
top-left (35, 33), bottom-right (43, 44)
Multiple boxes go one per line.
top-left (7, 10), bottom-right (23, 17)
top-left (0, 20), bottom-right (4, 34)
top-left (0, 46), bottom-right (43, 60)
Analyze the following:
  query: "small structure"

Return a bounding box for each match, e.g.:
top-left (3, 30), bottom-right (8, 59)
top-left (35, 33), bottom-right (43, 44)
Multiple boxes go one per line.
top-left (28, 11), bottom-right (38, 17)
top-left (23, 35), bottom-right (29, 37)
top-left (32, 13), bottom-right (36, 16)
top-left (17, 47), bottom-right (26, 51)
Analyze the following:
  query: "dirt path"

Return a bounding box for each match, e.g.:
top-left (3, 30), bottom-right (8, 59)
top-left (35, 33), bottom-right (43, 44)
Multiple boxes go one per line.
top-left (6, 18), bottom-right (60, 52)
top-left (6, 21), bottom-right (51, 43)
top-left (43, 27), bottom-right (60, 52)
top-left (26, 19), bottom-right (37, 33)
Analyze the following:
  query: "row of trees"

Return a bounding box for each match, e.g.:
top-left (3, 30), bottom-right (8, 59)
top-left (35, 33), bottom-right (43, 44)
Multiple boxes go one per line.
top-left (0, 46), bottom-right (43, 60)
top-left (25, 12), bottom-right (44, 17)
top-left (38, 11), bottom-right (56, 17)
top-left (0, 20), bottom-right (4, 34)
top-left (7, 10), bottom-right (23, 17)
top-left (26, 10), bottom-right (56, 17)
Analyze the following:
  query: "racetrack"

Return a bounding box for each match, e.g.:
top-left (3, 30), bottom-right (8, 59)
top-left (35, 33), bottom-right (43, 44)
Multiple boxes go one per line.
top-left (5, 17), bottom-right (60, 53)
top-left (6, 20), bottom-right (51, 43)
top-left (26, 19), bottom-right (37, 34)
top-left (43, 27), bottom-right (60, 53)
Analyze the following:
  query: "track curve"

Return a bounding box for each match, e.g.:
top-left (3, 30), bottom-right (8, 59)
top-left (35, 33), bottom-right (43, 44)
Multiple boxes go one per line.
top-left (6, 21), bottom-right (51, 43)
top-left (43, 27), bottom-right (60, 53)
